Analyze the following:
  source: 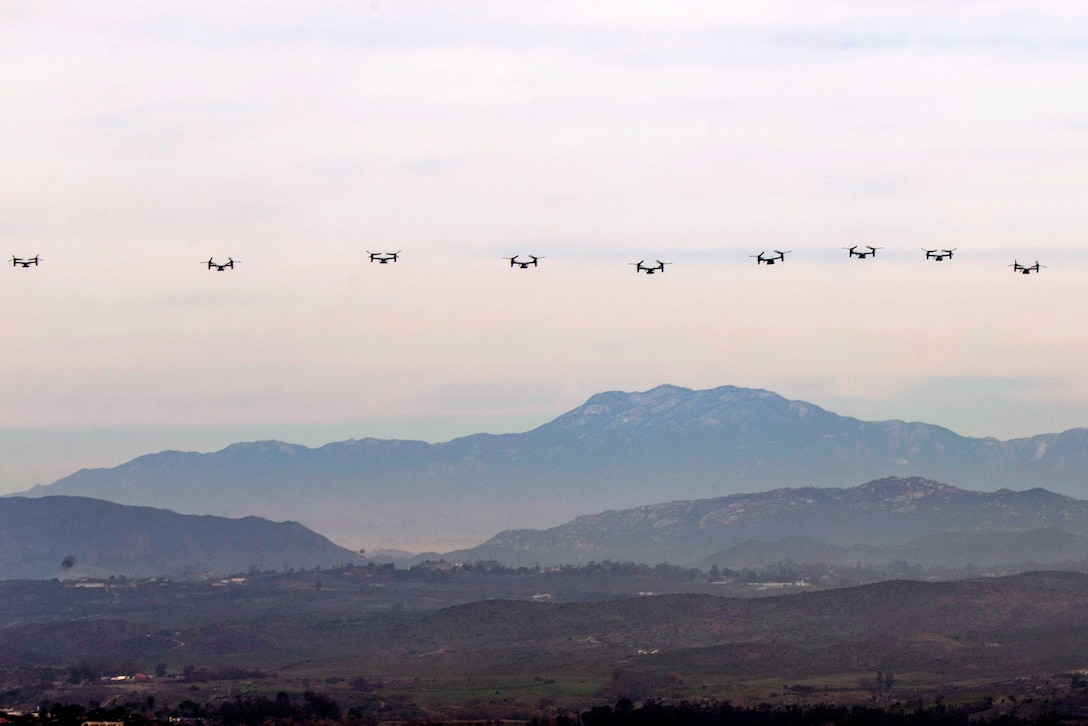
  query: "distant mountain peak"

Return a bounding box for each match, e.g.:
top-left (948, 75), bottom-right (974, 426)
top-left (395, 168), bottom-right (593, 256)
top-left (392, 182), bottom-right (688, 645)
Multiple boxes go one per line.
top-left (543, 384), bottom-right (799, 434)
top-left (222, 440), bottom-right (300, 455)
top-left (854, 476), bottom-right (962, 498)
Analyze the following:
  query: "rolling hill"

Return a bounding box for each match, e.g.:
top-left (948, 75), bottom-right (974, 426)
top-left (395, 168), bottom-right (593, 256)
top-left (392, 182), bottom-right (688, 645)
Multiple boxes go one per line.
top-left (0, 496), bottom-right (362, 579)
top-left (444, 476), bottom-right (1088, 566)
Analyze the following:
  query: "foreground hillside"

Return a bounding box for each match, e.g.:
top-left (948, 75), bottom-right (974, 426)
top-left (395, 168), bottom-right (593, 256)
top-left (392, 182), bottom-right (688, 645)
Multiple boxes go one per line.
top-left (16, 385), bottom-right (1088, 549)
top-left (446, 476), bottom-right (1088, 566)
top-left (2, 568), bottom-right (1088, 718)
top-left (0, 496), bottom-right (361, 578)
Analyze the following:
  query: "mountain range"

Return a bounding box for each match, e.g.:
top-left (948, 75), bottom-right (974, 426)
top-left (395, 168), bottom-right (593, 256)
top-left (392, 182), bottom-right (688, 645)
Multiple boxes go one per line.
top-left (441, 476), bottom-right (1088, 566)
top-left (0, 496), bottom-right (361, 579)
top-left (5, 477), bottom-right (1087, 575)
top-left (15, 384), bottom-right (1088, 551)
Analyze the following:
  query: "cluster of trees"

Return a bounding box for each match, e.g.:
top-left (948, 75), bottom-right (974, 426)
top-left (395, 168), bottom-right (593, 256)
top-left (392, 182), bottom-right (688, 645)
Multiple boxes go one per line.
top-left (576, 700), bottom-right (1065, 726)
top-left (216, 691), bottom-right (341, 725)
top-left (1, 703), bottom-right (152, 726)
top-left (4, 697), bottom-right (1071, 726)
top-left (353, 559), bottom-right (708, 580)
top-left (849, 670), bottom-right (899, 700)
top-left (0, 693), bottom-right (346, 726)
top-left (180, 664), bottom-right (268, 683)
top-left (44, 554), bottom-right (1019, 592)
top-left (350, 557), bottom-right (944, 587)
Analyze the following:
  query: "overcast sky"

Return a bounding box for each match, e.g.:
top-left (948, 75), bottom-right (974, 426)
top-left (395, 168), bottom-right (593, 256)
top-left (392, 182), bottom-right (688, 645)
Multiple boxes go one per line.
top-left (2, 1), bottom-right (1088, 492)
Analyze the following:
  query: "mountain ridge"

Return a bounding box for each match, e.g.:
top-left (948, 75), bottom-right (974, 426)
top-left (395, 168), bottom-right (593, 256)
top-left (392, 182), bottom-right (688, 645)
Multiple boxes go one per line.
top-left (0, 495), bottom-right (362, 579)
top-left (14, 384), bottom-right (1088, 550)
top-left (442, 476), bottom-right (1088, 566)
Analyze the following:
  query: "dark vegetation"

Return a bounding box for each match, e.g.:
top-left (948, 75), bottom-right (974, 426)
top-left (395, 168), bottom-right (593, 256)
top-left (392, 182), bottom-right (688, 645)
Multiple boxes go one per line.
top-left (4, 697), bottom-right (1088, 726)
top-left (6, 566), bottom-right (1088, 719)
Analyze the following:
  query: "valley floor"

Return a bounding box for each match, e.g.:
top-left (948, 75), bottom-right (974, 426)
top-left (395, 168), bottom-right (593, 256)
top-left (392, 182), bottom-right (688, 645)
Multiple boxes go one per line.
top-left (5, 565), bottom-right (1088, 721)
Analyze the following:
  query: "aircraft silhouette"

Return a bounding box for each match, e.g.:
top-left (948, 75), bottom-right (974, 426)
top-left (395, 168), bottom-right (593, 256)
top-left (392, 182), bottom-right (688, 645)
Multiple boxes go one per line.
top-left (10, 255), bottom-right (40, 268)
top-left (923, 248), bottom-right (956, 261)
top-left (844, 245), bottom-right (881, 259)
top-left (205, 257), bottom-right (237, 271)
top-left (504, 255), bottom-right (543, 268)
top-left (751, 250), bottom-right (790, 265)
top-left (367, 251), bottom-right (400, 264)
top-left (1010, 260), bottom-right (1044, 275)
top-left (630, 260), bottom-right (671, 275)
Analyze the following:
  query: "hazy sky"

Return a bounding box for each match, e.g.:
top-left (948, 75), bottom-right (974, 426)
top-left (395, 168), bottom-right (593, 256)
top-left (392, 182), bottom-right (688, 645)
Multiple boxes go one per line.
top-left (3, 2), bottom-right (1088, 492)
